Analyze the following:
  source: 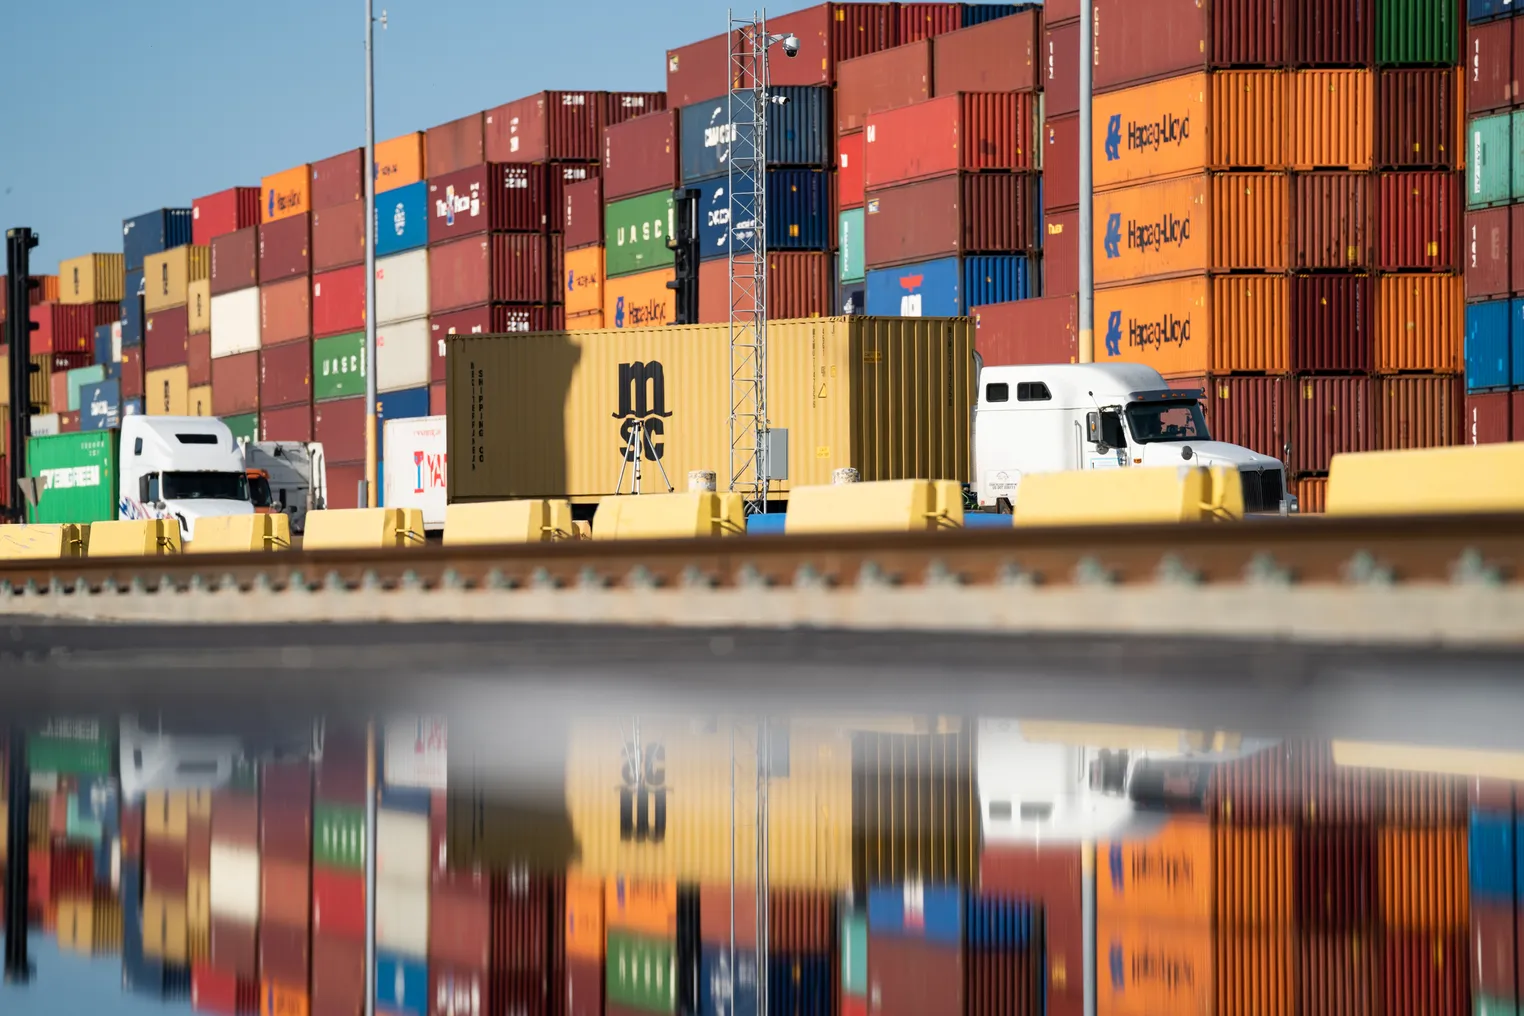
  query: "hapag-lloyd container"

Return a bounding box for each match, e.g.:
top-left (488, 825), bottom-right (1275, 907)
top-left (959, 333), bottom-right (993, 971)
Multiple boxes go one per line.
top-left (427, 163), bottom-right (549, 243)
top-left (1466, 207), bottom-right (1510, 298)
top-left (258, 213), bottom-right (311, 282)
top-left (191, 187), bottom-right (260, 247)
top-left (377, 318), bottom-right (431, 394)
top-left (376, 249), bottom-right (430, 325)
top-left (485, 90), bottom-right (600, 162)
top-left (932, 10), bottom-right (1040, 95)
top-left (210, 227), bottom-right (258, 296)
top-left (375, 131), bottom-right (427, 193)
top-left (603, 268), bottom-right (676, 329)
top-left (564, 178), bottom-right (603, 251)
top-left (1377, 69), bottom-right (1458, 169)
top-left (836, 40), bottom-right (932, 135)
top-left (424, 112), bottom-right (484, 177)
top-left (838, 130), bottom-right (865, 209)
top-left (310, 148), bottom-right (364, 212)
top-left (1375, 375), bottom-right (1461, 450)
top-left (1292, 172), bottom-right (1374, 270)
top-left (1294, 375), bottom-right (1372, 474)
top-left (1376, 171), bottom-right (1460, 271)
top-left (1285, 70), bottom-right (1374, 170)
top-left (1093, 173), bottom-right (1290, 286)
top-left (565, 246), bottom-right (603, 317)
top-left (864, 93), bottom-right (1034, 188)
top-left (373, 180), bottom-right (428, 257)
top-left (1292, 275), bottom-right (1372, 373)
top-left (259, 277), bottom-right (310, 347)
top-left (603, 111), bottom-right (679, 203)
top-left (210, 289), bottom-right (261, 358)
top-left (679, 86), bottom-right (832, 184)
top-left (260, 165), bottom-right (310, 225)
top-left (696, 252), bottom-right (834, 323)
top-left (428, 234), bottom-right (548, 311)
top-left (1090, 72), bottom-right (1286, 193)
top-left (1374, 273), bottom-right (1464, 372)
top-left (1468, 22), bottom-right (1513, 115)
top-left (864, 174), bottom-right (1037, 268)
top-left (1095, 274), bottom-right (1290, 375)
top-left (312, 200), bottom-right (366, 273)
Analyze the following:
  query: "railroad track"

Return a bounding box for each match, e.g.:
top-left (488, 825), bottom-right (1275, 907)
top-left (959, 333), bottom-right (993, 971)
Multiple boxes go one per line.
top-left (2, 512), bottom-right (1523, 646)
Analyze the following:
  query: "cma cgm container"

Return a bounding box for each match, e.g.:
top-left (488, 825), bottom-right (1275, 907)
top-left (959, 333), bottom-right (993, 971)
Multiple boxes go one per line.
top-left (445, 317), bottom-right (974, 505)
top-left (1094, 274), bottom-right (1292, 376)
top-left (864, 93), bottom-right (1035, 187)
top-left (694, 171), bottom-right (832, 258)
top-left (679, 87), bottom-right (831, 183)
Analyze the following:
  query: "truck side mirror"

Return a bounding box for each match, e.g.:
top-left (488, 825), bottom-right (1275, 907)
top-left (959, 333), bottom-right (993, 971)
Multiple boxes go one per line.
top-left (1086, 411), bottom-right (1101, 446)
top-left (1101, 412), bottom-right (1126, 449)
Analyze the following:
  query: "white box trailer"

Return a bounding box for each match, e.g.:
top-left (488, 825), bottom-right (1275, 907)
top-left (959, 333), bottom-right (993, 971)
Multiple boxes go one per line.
top-left (383, 416), bottom-right (447, 532)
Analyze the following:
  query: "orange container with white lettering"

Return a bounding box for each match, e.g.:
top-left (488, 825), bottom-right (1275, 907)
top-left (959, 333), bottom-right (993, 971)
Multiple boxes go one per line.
top-left (375, 132), bottom-right (426, 194)
top-left (1095, 274), bottom-right (1290, 376)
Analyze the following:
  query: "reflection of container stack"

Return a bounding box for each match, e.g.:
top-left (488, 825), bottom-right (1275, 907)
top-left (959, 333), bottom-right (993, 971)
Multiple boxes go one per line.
top-left (694, 885), bottom-right (832, 1016)
top-left (138, 791), bottom-right (195, 996)
top-left (143, 245), bottom-right (211, 417)
top-left (866, 883), bottom-right (964, 1016)
top-left (567, 872), bottom-right (607, 1016)
top-left (606, 876), bottom-right (679, 1016)
top-left (375, 784), bottom-right (431, 1016)
top-left (841, 905), bottom-right (867, 1016)
top-left (208, 778), bottom-right (260, 994)
top-left (430, 863), bottom-right (564, 1015)
top-left (1468, 778), bottom-right (1516, 1015)
top-left (964, 894), bottom-right (1041, 1016)
top-left (311, 730), bottom-right (368, 1016)
top-left (259, 760), bottom-right (314, 1013)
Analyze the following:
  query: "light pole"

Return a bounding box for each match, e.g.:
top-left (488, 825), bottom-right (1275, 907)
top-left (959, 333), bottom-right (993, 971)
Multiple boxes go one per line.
top-left (363, 0), bottom-right (384, 507)
top-left (1078, 1), bottom-right (1094, 364)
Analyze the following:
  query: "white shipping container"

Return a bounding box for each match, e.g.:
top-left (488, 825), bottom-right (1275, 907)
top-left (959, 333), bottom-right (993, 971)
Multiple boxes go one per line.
top-left (376, 808), bottom-right (431, 882)
top-left (210, 287), bottom-right (261, 357)
top-left (377, 317), bottom-right (432, 394)
top-left (30, 414), bottom-right (60, 436)
top-left (376, 249), bottom-right (429, 325)
top-left (208, 842), bottom-right (260, 922)
top-left (383, 716), bottom-right (447, 790)
top-left (376, 879), bottom-right (430, 958)
top-left (382, 417), bottom-right (447, 532)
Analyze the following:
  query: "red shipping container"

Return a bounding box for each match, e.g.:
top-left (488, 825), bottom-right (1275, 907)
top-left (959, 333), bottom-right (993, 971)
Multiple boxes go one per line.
top-left (210, 226), bottom-right (259, 296)
top-left (664, 33), bottom-right (732, 110)
top-left (145, 838), bottom-right (189, 896)
top-left (1376, 375), bottom-right (1460, 450)
top-left (425, 112), bottom-right (485, 177)
top-left (193, 187), bottom-right (261, 247)
top-left (974, 296), bottom-right (1079, 366)
top-left (1043, 114), bottom-right (1080, 213)
top-left (867, 934), bottom-right (963, 1016)
top-left (1466, 392), bottom-right (1513, 443)
top-left (259, 338), bottom-right (313, 411)
top-left (486, 91), bottom-right (602, 163)
top-left (1287, 0), bottom-right (1375, 69)
top-left (312, 266), bottom-right (366, 338)
top-left (1387, 770), bottom-right (1469, 826)
top-left (836, 40), bottom-right (933, 135)
top-left (211, 918), bottom-right (258, 980)
top-left (864, 174), bottom-right (1036, 269)
top-left (259, 921), bottom-right (311, 988)
top-left (1208, 375), bottom-right (1291, 461)
top-left (191, 962), bottom-right (259, 1016)
top-left (312, 934), bottom-right (365, 1016)
top-left (1515, 390), bottom-right (1524, 440)
top-left (262, 801), bottom-right (313, 866)
top-left (188, 333), bottom-right (212, 387)
top-left (1468, 21), bottom-right (1513, 114)
top-left (1292, 171), bottom-right (1373, 270)
top-left (1291, 275), bottom-right (1372, 373)
top-left (1383, 929), bottom-right (1467, 1016)
top-left (1376, 171), bottom-right (1459, 272)
top-left (1468, 207), bottom-right (1511, 299)
top-left (603, 110), bottom-right (680, 202)
top-left (431, 870), bottom-right (492, 970)
top-left (325, 463), bottom-right (366, 510)
top-left (1293, 822), bottom-right (1378, 931)
top-left (933, 11), bottom-right (1042, 95)
top-left (696, 252), bottom-right (833, 323)
top-left (1044, 208), bottom-right (1079, 298)
top-left (315, 397), bottom-right (369, 464)
top-left (313, 866), bottom-right (365, 939)
top-left (49, 842), bottom-right (92, 900)
top-left (1513, 204), bottom-right (1524, 296)
top-left (429, 303), bottom-right (564, 379)
top-left (1294, 375), bottom-right (1371, 473)
top-left (121, 346), bottom-right (146, 401)
top-left (260, 277), bottom-right (311, 346)
top-left (548, 163), bottom-right (599, 227)
top-left (258, 213), bottom-right (312, 282)
top-left (145, 306), bottom-right (191, 370)
top-left (605, 91), bottom-right (667, 127)
top-left (838, 130), bottom-right (865, 209)
top-left (1210, 742), bottom-right (1293, 825)
top-left (427, 234), bottom-right (548, 313)
top-left (563, 178), bottom-right (603, 251)
top-left (1376, 70), bottom-right (1457, 169)
top-left (865, 93), bottom-right (1032, 188)
top-left (769, 3), bottom-right (896, 86)
top-left (427, 163), bottom-right (549, 244)
top-left (261, 857), bottom-right (311, 931)
top-left (312, 200), bottom-right (367, 273)
top-left (567, 956), bottom-right (604, 1016)
top-left (897, 3), bottom-right (960, 43)
top-left (1047, 0), bottom-right (1081, 21)
top-left (310, 149), bottom-right (364, 212)
top-left (31, 303), bottom-right (101, 356)
top-left (211, 351), bottom-right (259, 417)
top-left (1300, 932), bottom-right (1378, 1016)
top-left (1473, 899), bottom-right (1516, 1001)
top-left (430, 380), bottom-right (445, 415)
top-left (315, 729), bottom-right (367, 805)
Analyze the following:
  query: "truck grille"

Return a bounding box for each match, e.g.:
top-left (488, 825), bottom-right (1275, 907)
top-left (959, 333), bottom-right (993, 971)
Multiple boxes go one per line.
top-left (1239, 469), bottom-right (1285, 513)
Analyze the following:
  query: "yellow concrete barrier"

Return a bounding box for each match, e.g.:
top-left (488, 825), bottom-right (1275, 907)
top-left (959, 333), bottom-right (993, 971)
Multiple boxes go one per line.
top-left (0, 524), bottom-right (88, 559)
top-left (785, 480), bottom-right (962, 535)
top-left (1327, 445), bottom-right (1524, 516)
top-left (302, 508), bottom-right (425, 550)
top-left (187, 514), bottom-right (292, 553)
top-left (591, 492), bottom-right (745, 540)
top-left (444, 500), bottom-right (576, 545)
top-left (86, 519), bottom-right (182, 557)
top-left (1014, 466), bottom-right (1244, 526)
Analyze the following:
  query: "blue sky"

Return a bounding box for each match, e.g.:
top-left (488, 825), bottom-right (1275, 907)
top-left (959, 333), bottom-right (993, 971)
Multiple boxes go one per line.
top-left (0, 0), bottom-right (800, 276)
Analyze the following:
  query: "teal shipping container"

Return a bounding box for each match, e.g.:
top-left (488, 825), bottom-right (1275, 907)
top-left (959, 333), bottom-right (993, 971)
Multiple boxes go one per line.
top-left (66, 365), bottom-right (106, 413)
top-left (1376, 0), bottom-right (1458, 66)
top-left (27, 432), bottom-right (119, 524)
top-left (840, 208), bottom-right (865, 284)
top-left (604, 190), bottom-right (676, 278)
top-left (1467, 112), bottom-right (1524, 210)
top-left (28, 719), bottom-right (115, 777)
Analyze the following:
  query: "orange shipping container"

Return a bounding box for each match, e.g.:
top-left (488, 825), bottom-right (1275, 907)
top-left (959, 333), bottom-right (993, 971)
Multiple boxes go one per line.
top-left (1375, 375), bottom-right (1460, 450)
top-left (260, 166), bottom-right (311, 224)
top-left (1097, 918), bottom-right (1214, 1016)
top-left (1378, 828), bottom-right (1468, 930)
top-left (1215, 930), bottom-right (1294, 1016)
top-left (262, 980), bottom-right (310, 1016)
top-left (566, 311), bottom-right (604, 331)
top-left (1098, 817), bottom-right (1213, 925)
top-left (566, 872), bottom-right (605, 960)
top-left (375, 132), bottom-right (426, 193)
top-left (1214, 826), bottom-right (1293, 927)
top-left (1092, 71), bottom-right (1285, 192)
top-left (565, 246), bottom-right (604, 318)
top-left (1095, 274), bottom-right (1289, 376)
top-left (1093, 173), bottom-right (1288, 286)
top-left (1374, 274), bottom-right (1463, 373)
top-left (604, 876), bottom-right (677, 937)
top-left (1296, 476), bottom-right (1327, 513)
top-left (602, 267), bottom-right (676, 331)
top-left (1285, 70), bottom-right (1374, 170)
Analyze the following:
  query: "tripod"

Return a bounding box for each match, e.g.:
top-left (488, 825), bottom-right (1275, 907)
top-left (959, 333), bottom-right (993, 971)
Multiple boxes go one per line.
top-left (614, 418), bottom-right (674, 495)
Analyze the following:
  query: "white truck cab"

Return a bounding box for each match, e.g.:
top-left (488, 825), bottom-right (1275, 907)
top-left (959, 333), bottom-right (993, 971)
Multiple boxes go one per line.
top-left (117, 415), bottom-right (253, 543)
top-left (972, 362), bottom-right (1295, 514)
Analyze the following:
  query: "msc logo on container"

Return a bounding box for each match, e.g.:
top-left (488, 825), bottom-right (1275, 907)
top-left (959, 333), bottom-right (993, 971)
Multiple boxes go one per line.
top-left (618, 741), bottom-right (667, 843)
top-left (613, 360), bottom-right (674, 462)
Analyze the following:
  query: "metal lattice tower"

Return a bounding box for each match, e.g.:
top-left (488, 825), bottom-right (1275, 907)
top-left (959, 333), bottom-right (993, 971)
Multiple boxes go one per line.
top-left (728, 10), bottom-right (770, 514)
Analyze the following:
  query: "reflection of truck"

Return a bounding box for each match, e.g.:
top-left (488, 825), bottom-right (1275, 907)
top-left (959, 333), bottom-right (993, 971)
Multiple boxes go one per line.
top-left (28, 415), bottom-right (253, 543)
top-left (971, 363), bottom-right (1296, 514)
top-left (239, 441), bottom-right (328, 536)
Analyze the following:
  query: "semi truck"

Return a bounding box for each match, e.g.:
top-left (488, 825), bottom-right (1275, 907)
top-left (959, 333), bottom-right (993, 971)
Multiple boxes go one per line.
top-left (239, 440), bottom-right (328, 537)
top-left (970, 362), bottom-right (1296, 515)
top-left (27, 415), bottom-right (254, 543)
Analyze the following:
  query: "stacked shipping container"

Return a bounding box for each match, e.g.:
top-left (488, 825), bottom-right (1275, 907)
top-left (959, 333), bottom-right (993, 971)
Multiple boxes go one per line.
top-left (312, 732), bottom-right (367, 1016)
top-left (374, 782), bottom-right (431, 1015)
top-left (143, 244), bottom-right (212, 418)
top-left (259, 761), bottom-right (314, 1014)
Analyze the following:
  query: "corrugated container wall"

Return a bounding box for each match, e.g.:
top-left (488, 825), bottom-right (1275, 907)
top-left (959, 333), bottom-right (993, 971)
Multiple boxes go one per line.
top-left (931, 11), bottom-right (1040, 95)
top-left (679, 87), bottom-right (831, 183)
top-left (603, 111), bottom-right (680, 202)
top-left (836, 40), bottom-right (933, 135)
top-left (425, 113), bottom-right (485, 177)
top-left (1294, 376), bottom-right (1372, 473)
top-left (863, 93), bottom-right (1034, 187)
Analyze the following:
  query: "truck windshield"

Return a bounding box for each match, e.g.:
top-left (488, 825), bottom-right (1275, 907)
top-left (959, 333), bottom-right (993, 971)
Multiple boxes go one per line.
top-left (248, 475), bottom-right (274, 508)
top-left (1125, 402), bottom-right (1211, 443)
top-left (161, 471), bottom-right (251, 502)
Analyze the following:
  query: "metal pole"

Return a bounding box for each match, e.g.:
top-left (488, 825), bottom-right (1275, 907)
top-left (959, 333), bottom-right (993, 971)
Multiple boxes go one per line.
top-left (364, 719), bottom-right (378, 1016)
top-left (1077, 0), bottom-right (1094, 363)
top-left (4, 727), bottom-right (31, 983)
top-left (363, 0), bottom-right (379, 506)
top-left (1082, 840), bottom-right (1096, 1016)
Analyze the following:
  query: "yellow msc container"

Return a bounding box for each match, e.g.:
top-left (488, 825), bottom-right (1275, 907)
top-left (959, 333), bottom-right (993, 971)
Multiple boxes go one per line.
top-left (58, 254), bottom-right (126, 306)
top-left (143, 245), bottom-right (211, 313)
top-left (146, 366), bottom-right (190, 416)
top-left (446, 317), bottom-right (975, 504)
top-left (188, 279), bottom-right (211, 334)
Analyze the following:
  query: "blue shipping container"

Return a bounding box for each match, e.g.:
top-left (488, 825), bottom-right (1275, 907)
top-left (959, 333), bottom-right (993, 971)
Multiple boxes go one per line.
top-left (867, 885), bottom-right (963, 945)
top-left (866, 257), bottom-right (963, 316)
top-left (701, 945), bottom-right (759, 1016)
top-left (94, 322), bottom-right (118, 368)
top-left (1516, 297), bottom-right (1524, 387)
top-left (374, 180), bottom-right (429, 257)
top-left (964, 255), bottom-right (1033, 307)
top-left (122, 397), bottom-right (144, 418)
top-left (963, 511), bottom-right (1014, 529)
top-left (123, 209), bottom-right (193, 274)
top-left (1469, 810), bottom-right (1515, 901)
top-left (121, 270), bottom-right (146, 347)
top-left (964, 3), bottom-right (1023, 26)
top-left (966, 895), bottom-right (1034, 950)
top-left (694, 170), bottom-right (830, 259)
top-left (745, 513), bottom-right (789, 535)
top-left (1469, 0), bottom-right (1512, 22)
top-left (840, 283), bottom-right (867, 316)
top-left (680, 86), bottom-right (831, 183)
top-left (768, 954), bottom-right (831, 1016)
top-left (1465, 299), bottom-right (1511, 391)
top-left (377, 386), bottom-right (430, 464)
top-left (375, 951), bottom-right (429, 1016)
top-left (379, 784), bottom-right (432, 814)
top-left (82, 380), bottom-right (122, 432)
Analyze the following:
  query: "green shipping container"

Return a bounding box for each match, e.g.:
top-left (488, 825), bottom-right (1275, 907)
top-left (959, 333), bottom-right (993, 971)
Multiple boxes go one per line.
top-left (66, 365), bottom-right (106, 413)
top-left (841, 909), bottom-right (867, 996)
top-left (315, 802), bottom-right (366, 869)
top-left (225, 413), bottom-right (258, 445)
top-left (1376, 0), bottom-right (1458, 66)
top-left (314, 331), bottom-right (368, 401)
top-left (1467, 113), bottom-right (1524, 210)
top-left (606, 930), bottom-right (677, 1014)
top-left (27, 432), bottom-right (118, 524)
top-left (1475, 995), bottom-right (1519, 1016)
top-left (604, 192), bottom-right (676, 278)
top-left (28, 718), bottom-right (115, 777)
top-left (839, 208), bottom-right (865, 284)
